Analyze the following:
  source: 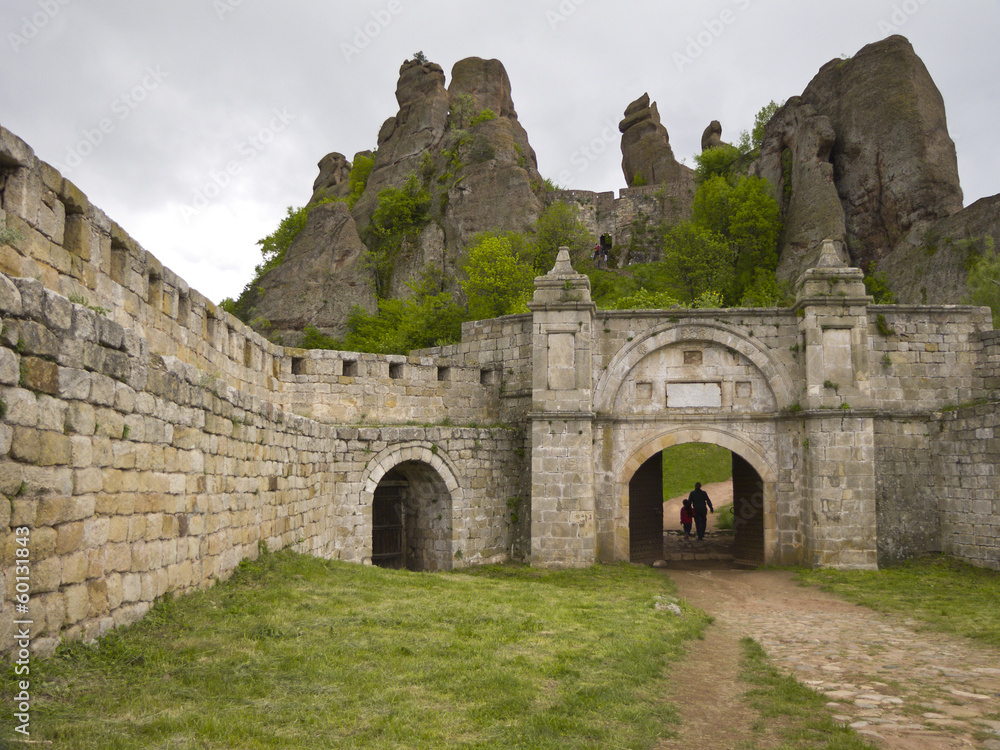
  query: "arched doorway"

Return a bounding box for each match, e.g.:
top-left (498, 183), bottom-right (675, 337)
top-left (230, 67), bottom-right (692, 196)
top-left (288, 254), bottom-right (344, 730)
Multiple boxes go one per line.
top-left (622, 430), bottom-right (775, 566)
top-left (361, 443), bottom-right (464, 572)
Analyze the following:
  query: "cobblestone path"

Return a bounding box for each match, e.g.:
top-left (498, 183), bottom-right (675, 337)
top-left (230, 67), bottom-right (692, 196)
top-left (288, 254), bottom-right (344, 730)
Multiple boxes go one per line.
top-left (666, 565), bottom-right (1000, 750)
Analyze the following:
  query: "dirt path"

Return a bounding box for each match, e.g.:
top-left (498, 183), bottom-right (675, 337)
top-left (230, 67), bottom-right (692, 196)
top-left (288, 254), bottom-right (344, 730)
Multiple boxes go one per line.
top-left (661, 564), bottom-right (1000, 749)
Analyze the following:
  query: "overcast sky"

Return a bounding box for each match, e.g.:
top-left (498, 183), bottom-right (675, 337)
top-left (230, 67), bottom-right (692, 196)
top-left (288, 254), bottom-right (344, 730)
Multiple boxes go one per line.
top-left (2, 0), bottom-right (998, 304)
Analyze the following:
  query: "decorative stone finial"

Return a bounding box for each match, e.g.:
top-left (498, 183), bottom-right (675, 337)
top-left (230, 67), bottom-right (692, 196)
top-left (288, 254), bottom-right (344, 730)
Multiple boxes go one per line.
top-left (548, 246), bottom-right (574, 276)
top-left (816, 238), bottom-right (846, 268)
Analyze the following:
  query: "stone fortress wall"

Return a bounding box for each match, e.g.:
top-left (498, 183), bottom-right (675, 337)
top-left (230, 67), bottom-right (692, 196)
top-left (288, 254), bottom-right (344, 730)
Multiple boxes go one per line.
top-left (1, 123), bottom-right (998, 658)
top-left (546, 182), bottom-right (693, 263)
top-left (0, 126), bottom-right (531, 656)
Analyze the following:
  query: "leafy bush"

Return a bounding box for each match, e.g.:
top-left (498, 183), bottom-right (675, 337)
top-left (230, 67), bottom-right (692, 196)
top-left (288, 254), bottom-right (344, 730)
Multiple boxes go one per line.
top-left (694, 144), bottom-right (742, 184)
top-left (346, 153), bottom-right (374, 208)
top-left (715, 502), bottom-right (735, 530)
top-left (460, 235), bottom-right (534, 320)
top-left (963, 237), bottom-right (999, 327)
top-left (530, 201), bottom-right (593, 271)
top-left (362, 175), bottom-right (432, 298)
top-left (469, 108), bottom-right (497, 128)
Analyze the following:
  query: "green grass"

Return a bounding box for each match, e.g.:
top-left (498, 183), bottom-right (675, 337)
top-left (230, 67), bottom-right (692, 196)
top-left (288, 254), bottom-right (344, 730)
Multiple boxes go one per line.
top-left (738, 638), bottom-right (879, 749)
top-left (661, 443), bottom-right (732, 500)
top-left (794, 555), bottom-right (1000, 648)
top-left (715, 502), bottom-right (734, 530)
top-left (1, 551), bottom-right (710, 750)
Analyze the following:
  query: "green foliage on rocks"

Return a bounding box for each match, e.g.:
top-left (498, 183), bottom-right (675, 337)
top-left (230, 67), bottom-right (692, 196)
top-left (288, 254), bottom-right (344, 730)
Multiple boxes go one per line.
top-left (964, 237), bottom-right (1000, 327)
top-left (361, 174), bottom-right (432, 299)
top-left (346, 153), bottom-right (374, 209)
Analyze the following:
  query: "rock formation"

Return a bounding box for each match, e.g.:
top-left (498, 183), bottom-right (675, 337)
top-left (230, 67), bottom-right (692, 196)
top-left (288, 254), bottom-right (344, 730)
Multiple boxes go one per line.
top-left (800, 35), bottom-right (963, 269)
top-left (700, 120), bottom-right (726, 152)
top-left (244, 56), bottom-right (545, 344)
top-left (752, 35), bottom-right (996, 300)
top-left (753, 99), bottom-right (847, 281)
top-left (244, 37), bottom-right (998, 342)
top-left (619, 93), bottom-right (694, 190)
top-left (310, 152), bottom-right (353, 203)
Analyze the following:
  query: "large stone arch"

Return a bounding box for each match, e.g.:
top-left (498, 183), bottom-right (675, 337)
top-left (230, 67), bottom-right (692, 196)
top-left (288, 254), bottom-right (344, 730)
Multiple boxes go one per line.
top-left (613, 425), bottom-right (779, 564)
top-left (594, 319), bottom-right (797, 414)
top-left (359, 442), bottom-right (465, 570)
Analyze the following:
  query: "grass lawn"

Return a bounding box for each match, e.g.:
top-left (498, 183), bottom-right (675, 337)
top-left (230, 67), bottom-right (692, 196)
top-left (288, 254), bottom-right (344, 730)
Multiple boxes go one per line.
top-left (661, 443), bottom-right (732, 500)
top-left (2, 551), bottom-right (710, 750)
top-left (794, 555), bottom-right (1000, 648)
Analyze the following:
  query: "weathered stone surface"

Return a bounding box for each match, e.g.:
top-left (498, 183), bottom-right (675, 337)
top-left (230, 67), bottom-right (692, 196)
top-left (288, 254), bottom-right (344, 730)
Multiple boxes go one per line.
top-left (753, 99), bottom-right (847, 283)
top-left (701, 120), bottom-right (727, 151)
top-left (876, 194), bottom-right (1000, 305)
top-left (799, 35), bottom-right (963, 268)
top-left (309, 152), bottom-right (353, 204)
top-left (249, 55), bottom-right (543, 340)
top-left (247, 200), bottom-right (375, 342)
top-left (619, 93), bottom-right (694, 190)
top-left (351, 59), bottom-right (450, 225)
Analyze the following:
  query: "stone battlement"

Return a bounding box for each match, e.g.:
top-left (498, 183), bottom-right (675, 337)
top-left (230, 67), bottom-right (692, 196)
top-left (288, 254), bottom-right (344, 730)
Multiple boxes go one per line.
top-left (2, 125), bottom-right (998, 658)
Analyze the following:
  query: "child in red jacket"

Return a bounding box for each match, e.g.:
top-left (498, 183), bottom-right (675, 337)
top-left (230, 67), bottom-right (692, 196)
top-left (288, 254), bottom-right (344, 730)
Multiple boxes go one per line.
top-left (680, 499), bottom-right (694, 539)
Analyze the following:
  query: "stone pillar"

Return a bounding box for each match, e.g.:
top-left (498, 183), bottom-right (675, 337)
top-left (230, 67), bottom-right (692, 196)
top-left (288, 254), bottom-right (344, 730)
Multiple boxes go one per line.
top-left (527, 247), bottom-right (597, 567)
top-left (794, 239), bottom-right (878, 569)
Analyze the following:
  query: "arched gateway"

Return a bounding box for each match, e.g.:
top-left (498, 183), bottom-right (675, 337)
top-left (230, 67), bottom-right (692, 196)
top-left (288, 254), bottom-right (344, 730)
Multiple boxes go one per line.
top-left (528, 243), bottom-right (892, 570)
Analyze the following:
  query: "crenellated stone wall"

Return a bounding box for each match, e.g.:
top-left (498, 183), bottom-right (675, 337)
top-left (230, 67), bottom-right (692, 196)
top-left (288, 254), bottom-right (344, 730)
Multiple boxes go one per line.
top-left (1, 124), bottom-right (998, 662)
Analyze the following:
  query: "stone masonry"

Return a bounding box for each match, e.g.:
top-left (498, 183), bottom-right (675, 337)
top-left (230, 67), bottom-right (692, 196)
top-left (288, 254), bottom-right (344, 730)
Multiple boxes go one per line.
top-left (1, 124), bottom-right (998, 657)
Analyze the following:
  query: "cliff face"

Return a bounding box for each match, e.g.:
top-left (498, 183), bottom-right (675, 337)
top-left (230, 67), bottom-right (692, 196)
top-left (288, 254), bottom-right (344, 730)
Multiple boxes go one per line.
top-left (246, 56), bottom-right (544, 344)
top-left (248, 38), bottom-right (997, 342)
top-left (753, 35), bottom-right (993, 303)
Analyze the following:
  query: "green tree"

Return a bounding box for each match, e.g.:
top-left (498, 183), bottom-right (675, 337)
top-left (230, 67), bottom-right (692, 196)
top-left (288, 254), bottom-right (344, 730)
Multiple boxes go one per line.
top-left (460, 234), bottom-right (534, 320)
top-left (965, 238), bottom-right (1000, 328)
top-left (660, 221), bottom-right (731, 305)
top-left (530, 201), bottom-right (593, 272)
top-left (736, 100), bottom-right (782, 157)
top-left (691, 174), bottom-right (781, 305)
top-left (694, 144), bottom-right (742, 184)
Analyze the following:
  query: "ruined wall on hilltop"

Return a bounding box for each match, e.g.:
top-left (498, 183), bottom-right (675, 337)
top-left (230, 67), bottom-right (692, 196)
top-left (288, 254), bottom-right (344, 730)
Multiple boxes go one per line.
top-left (545, 183), bottom-right (693, 266)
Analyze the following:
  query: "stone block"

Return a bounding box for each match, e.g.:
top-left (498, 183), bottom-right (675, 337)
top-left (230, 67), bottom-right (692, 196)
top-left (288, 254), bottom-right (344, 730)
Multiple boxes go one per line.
top-left (63, 583), bottom-right (90, 624)
top-left (0, 274), bottom-right (23, 317)
top-left (65, 401), bottom-right (96, 435)
top-left (20, 356), bottom-right (59, 395)
top-left (11, 277), bottom-right (44, 320)
top-left (32, 556), bottom-right (61, 594)
top-left (0, 347), bottom-right (18, 386)
top-left (38, 430), bottom-right (72, 466)
top-left (57, 367), bottom-right (91, 400)
top-left (97, 317), bottom-right (124, 349)
top-left (43, 289), bottom-right (72, 331)
top-left (61, 551), bottom-right (88, 584)
top-left (56, 521), bottom-right (84, 555)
